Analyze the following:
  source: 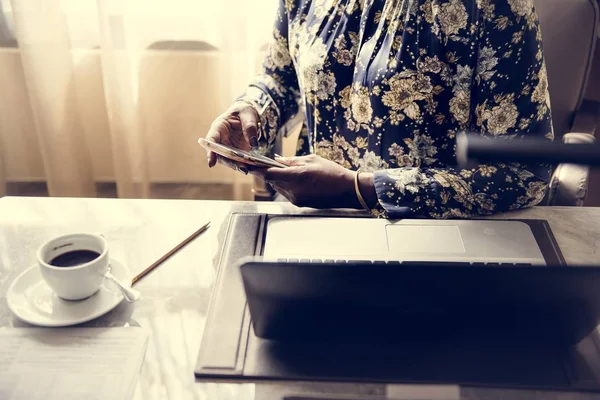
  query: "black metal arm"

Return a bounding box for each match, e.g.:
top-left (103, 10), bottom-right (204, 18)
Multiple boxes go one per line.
top-left (456, 133), bottom-right (600, 168)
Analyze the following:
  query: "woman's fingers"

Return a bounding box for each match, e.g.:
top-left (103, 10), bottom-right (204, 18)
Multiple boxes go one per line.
top-left (205, 119), bottom-right (227, 167)
top-left (216, 156), bottom-right (252, 174)
top-left (208, 151), bottom-right (217, 168)
top-left (273, 155), bottom-right (307, 167)
top-left (274, 154), bottom-right (322, 166)
top-left (203, 103), bottom-right (258, 168)
top-left (238, 106), bottom-right (260, 148)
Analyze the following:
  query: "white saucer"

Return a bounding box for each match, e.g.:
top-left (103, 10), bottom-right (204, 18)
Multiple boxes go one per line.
top-left (7, 258), bottom-right (133, 327)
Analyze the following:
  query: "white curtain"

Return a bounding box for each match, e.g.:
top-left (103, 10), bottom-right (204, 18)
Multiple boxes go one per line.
top-left (0, 0), bottom-right (277, 198)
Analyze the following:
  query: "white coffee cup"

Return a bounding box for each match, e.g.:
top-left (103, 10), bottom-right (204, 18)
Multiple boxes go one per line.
top-left (37, 233), bottom-right (109, 301)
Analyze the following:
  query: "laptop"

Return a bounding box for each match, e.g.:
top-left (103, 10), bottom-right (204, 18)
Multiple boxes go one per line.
top-left (239, 217), bottom-right (600, 345)
top-left (196, 213), bottom-right (600, 388)
top-left (261, 216), bottom-right (547, 265)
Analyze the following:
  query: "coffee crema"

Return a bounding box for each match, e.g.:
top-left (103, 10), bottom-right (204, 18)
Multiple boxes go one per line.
top-left (49, 250), bottom-right (101, 267)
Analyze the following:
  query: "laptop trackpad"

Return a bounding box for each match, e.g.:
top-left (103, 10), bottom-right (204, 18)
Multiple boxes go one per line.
top-left (386, 225), bottom-right (465, 253)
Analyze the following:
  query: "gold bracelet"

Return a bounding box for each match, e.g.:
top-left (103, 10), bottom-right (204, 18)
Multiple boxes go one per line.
top-left (354, 170), bottom-right (371, 213)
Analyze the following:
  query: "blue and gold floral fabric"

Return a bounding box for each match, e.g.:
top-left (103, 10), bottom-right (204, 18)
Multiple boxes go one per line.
top-left (241, 0), bottom-right (553, 218)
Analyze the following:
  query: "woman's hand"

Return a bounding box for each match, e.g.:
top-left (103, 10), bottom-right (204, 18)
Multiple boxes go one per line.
top-left (257, 154), bottom-right (378, 209)
top-left (204, 102), bottom-right (260, 167)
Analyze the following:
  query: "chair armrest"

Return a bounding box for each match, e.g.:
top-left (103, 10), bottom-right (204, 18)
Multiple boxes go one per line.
top-left (561, 132), bottom-right (597, 145)
top-left (547, 132), bottom-right (596, 206)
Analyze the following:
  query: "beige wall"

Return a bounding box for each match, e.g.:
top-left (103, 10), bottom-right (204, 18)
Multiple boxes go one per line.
top-left (0, 49), bottom-right (45, 181)
top-left (0, 48), bottom-right (255, 197)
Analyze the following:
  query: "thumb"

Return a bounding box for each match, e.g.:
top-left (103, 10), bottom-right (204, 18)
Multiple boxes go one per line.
top-left (274, 155), bottom-right (306, 167)
top-left (238, 106), bottom-right (259, 148)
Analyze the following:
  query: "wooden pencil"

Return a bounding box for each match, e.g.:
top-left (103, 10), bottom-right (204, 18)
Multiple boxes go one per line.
top-left (131, 221), bottom-right (211, 286)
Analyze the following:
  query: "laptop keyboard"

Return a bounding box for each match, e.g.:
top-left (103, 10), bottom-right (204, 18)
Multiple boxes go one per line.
top-left (274, 258), bottom-right (533, 267)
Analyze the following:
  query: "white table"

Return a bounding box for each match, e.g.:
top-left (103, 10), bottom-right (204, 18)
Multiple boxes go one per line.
top-left (1, 197), bottom-right (600, 400)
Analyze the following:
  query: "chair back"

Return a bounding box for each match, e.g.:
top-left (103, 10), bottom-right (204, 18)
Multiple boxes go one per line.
top-left (534, 0), bottom-right (599, 138)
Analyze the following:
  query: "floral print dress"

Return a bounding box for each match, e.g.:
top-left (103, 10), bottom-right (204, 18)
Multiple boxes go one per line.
top-left (240, 0), bottom-right (554, 218)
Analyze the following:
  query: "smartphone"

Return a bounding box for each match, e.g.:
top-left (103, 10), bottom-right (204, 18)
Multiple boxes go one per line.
top-left (198, 138), bottom-right (287, 169)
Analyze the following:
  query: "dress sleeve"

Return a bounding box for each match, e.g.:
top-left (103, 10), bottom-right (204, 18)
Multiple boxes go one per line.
top-left (371, 0), bottom-right (554, 219)
top-left (237, 0), bottom-right (302, 153)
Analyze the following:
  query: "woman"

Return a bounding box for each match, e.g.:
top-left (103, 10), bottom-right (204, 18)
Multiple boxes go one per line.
top-left (204, 0), bottom-right (553, 219)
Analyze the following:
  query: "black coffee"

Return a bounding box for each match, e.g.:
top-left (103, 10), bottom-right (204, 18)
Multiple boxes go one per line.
top-left (49, 250), bottom-right (100, 267)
